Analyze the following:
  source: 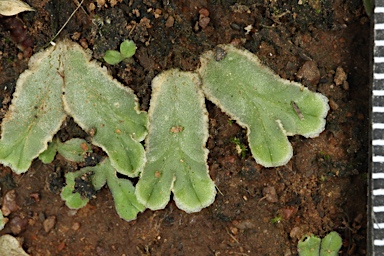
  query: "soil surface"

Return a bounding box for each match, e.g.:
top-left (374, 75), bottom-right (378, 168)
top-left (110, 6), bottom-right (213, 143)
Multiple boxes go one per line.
top-left (0, 0), bottom-right (369, 255)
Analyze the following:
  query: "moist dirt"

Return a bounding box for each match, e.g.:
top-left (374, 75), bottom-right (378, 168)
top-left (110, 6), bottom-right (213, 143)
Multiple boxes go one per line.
top-left (0, 0), bottom-right (369, 255)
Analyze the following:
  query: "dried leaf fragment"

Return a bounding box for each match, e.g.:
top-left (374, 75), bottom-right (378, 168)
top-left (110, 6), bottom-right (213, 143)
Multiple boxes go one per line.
top-left (0, 0), bottom-right (35, 16)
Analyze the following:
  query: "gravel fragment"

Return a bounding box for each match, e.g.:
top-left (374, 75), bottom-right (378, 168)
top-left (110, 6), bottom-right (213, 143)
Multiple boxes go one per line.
top-left (9, 215), bottom-right (28, 235)
top-left (2, 190), bottom-right (19, 216)
top-left (29, 193), bottom-right (40, 203)
top-left (262, 186), bottom-right (278, 203)
top-left (71, 222), bottom-right (81, 231)
top-left (342, 80), bottom-right (349, 90)
top-left (199, 17), bottom-right (210, 29)
top-left (329, 98), bottom-right (339, 110)
top-left (281, 206), bottom-right (298, 220)
top-left (165, 16), bottom-right (174, 28)
top-left (199, 8), bottom-right (210, 17)
top-left (289, 226), bottom-right (302, 239)
top-left (198, 8), bottom-right (210, 29)
top-left (296, 61), bottom-right (320, 86)
top-left (232, 219), bottom-right (256, 230)
top-left (230, 22), bottom-right (241, 30)
top-left (43, 215), bottom-right (56, 233)
top-left (334, 66), bottom-right (347, 86)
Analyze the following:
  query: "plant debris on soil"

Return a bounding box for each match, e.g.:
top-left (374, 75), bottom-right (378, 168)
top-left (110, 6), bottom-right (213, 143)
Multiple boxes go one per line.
top-left (0, 0), bottom-right (368, 255)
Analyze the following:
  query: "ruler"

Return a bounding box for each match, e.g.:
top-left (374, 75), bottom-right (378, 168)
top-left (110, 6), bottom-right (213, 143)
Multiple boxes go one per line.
top-left (371, 2), bottom-right (384, 255)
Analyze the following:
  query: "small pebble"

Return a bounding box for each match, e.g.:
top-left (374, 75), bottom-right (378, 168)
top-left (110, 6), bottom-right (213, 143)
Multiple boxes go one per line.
top-left (262, 186), bottom-right (278, 203)
top-left (71, 32), bottom-right (81, 41)
top-left (43, 215), bottom-right (56, 233)
top-left (342, 80), bottom-right (349, 90)
top-left (71, 222), bottom-right (81, 231)
top-left (57, 241), bottom-right (66, 251)
top-left (2, 190), bottom-right (19, 216)
top-left (215, 47), bottom-right (227, 61)
top-left (296, 61), bottom-right (320, 86)
top-left (88, 3), bottom-right (95, 11)
top-left (230, 22), bottom-right (241, 30)
top-left (334, 66), bottom-right (347, 86)
top-left (109, 0), bottom-right (119, 7)
top-left (38, 212), bottom-right (45, 222)
top-left (198, 8), bottom-right (210, 29)
top-left (229, 226), bottom-right (238, 235)
top-left (154, 8), bottom-right (162, 18)
top-left (96, 0), bottom-right (106, 7)
top-left (289, 226), bottom-right (302, 239)
top-left (80, 38), bottom-right (88, 49)
top-left (9, 215), bottom-right (28, 235)
top-left (199, 17), bottom-right (210, 29)
top-left (281, 206), bottom-right (297, 220)
top-left (199, 8), bottom-right (209, 17)
top-left (284, 248), bottom-right (293, 256)
top-left (232, 219), bottom-right (256, 230)
top-left (17, 52), bottom-right (23, 60)
top-left (29, 193), bottom-right (40, 203)
top-left (132, 9), bottom-right (140, 18)
top-left (194, 21), bottom-right (200, 32)
top-left (329, 98), bottom-right (339, 110)
top-left (165, 16), bottom-right (174, 27)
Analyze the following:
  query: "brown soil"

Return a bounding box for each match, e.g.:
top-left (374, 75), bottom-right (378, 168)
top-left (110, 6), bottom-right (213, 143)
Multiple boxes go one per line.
top-left (0, 0), bottom-right (369, 255)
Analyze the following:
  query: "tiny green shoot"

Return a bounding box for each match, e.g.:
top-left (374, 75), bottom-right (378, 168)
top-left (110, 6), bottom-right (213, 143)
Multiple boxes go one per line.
top-left (231, 137), bottom-right (247, 158)
top-left (319, 151), bottom-right (331, 162)
top-left (270, 214), bottom-right (282, 224)
top-left (103, 40), bottom-right (136, 65)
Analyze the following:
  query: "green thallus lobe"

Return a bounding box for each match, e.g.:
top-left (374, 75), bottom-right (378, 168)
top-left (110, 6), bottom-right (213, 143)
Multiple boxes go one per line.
top-left (0, 40), bottom-right (329, 221)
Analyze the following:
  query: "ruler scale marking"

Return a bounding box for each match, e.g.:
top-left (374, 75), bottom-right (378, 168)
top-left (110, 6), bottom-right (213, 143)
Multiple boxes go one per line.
top-left (371, 2), bottom-right (384, 254)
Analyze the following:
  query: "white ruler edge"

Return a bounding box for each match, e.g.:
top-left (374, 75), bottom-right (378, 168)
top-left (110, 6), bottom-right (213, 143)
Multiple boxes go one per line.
top-left (372, 4), bottom-right (384, 249)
